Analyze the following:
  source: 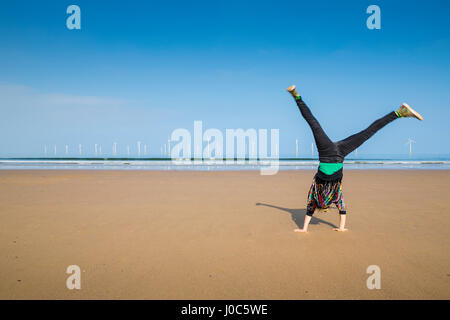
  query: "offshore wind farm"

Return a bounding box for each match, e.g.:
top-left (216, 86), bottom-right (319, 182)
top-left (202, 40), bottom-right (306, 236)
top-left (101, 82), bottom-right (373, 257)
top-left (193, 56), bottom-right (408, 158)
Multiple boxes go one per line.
top-left (0, 139), bottom-right (449, 170)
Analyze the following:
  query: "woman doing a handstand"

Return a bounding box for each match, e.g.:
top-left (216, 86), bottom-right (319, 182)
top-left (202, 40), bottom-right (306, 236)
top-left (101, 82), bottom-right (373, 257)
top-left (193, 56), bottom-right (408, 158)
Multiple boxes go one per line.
top-left (286, 85), bottom-right (424, 233)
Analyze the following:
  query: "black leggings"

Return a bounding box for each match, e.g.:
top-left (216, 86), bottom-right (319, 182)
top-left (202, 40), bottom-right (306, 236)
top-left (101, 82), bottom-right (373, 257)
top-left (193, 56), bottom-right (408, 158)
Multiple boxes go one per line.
top-left (296, 97), bottom-right (397, 162)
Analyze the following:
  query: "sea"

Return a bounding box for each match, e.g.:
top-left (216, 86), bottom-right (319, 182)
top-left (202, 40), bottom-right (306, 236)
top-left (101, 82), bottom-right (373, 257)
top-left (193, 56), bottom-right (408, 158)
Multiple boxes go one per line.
top-left (1, 155), bottom-right (450, 170)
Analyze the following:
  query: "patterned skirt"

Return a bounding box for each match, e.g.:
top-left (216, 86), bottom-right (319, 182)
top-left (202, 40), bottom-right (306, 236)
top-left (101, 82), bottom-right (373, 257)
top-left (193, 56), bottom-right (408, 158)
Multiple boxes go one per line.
top-left (306, 176), bottom-right (345, 213)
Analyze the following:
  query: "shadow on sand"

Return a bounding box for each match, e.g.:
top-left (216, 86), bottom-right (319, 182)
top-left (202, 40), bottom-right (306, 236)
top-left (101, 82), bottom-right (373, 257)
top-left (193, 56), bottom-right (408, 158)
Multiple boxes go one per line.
top-left (255, 202), bottom-right (338, 229)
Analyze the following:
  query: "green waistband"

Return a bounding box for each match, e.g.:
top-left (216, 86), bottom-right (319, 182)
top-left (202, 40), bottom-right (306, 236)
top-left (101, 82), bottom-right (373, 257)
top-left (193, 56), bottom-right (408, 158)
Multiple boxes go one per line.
top-left (319, 162), bottom-right (343, 175)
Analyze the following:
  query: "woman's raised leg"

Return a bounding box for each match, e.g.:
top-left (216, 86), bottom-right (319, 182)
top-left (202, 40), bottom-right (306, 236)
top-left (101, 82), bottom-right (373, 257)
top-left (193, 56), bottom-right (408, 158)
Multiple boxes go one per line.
top-left (336, 103), bottom-right (423, 157)
top-left (287, 85), bottom-right (334, 153)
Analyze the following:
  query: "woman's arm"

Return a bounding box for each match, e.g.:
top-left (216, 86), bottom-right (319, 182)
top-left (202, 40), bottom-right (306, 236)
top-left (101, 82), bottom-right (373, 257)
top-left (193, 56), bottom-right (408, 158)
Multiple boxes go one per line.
top-left (333, 213), bottom-right (348, 232)
top-left (294, 214), bottom-right (312, 233)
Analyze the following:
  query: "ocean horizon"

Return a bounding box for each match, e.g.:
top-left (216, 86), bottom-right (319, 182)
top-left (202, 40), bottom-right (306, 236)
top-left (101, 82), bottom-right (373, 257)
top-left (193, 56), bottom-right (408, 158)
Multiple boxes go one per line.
top-left (1, 156), bottom-right (450, 170)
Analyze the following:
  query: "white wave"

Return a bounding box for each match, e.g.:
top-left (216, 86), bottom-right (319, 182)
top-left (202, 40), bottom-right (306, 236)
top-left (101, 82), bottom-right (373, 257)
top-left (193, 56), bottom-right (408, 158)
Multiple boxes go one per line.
top-left (1, 159), bottom-right (450, 170)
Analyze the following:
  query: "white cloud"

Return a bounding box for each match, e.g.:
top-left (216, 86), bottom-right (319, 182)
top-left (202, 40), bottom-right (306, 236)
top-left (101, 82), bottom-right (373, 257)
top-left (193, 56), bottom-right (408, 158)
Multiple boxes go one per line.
top-left (0, 83), bottom-right (127, 109)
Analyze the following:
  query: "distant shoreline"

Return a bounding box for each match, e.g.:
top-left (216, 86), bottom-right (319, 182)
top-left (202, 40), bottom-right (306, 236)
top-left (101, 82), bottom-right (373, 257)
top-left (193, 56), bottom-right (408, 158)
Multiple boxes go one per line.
top-left (1, 158), bottom-right (450, 170)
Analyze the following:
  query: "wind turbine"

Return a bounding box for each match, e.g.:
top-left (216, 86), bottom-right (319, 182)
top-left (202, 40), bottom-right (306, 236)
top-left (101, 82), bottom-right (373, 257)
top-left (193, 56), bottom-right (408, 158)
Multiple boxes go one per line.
top-left (406, 138), bottom-right (416, 156)
top-left (167, 138), bottom-right (171, 156)
top-left (207, 136), bottom-right (211, 159)
top-left (113, 142), bottom-right (117, 155)
top-left (249, 139), bottom-right (256, 161)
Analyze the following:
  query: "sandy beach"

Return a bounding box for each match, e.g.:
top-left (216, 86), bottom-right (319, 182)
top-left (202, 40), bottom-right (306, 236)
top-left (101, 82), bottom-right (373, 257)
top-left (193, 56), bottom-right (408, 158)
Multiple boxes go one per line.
top-left (0, 170), bottom-right (449, 299)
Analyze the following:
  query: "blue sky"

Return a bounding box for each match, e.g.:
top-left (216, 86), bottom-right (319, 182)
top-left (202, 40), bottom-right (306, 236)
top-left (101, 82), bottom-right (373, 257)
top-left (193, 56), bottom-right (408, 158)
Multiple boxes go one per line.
top-left (0, 0), bottom-right (449, 157)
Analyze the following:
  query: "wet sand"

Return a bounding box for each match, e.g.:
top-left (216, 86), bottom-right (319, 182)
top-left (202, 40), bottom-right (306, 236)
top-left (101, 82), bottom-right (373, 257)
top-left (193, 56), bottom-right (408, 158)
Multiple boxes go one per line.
top-left (0, 170), bottom-right (449, 299)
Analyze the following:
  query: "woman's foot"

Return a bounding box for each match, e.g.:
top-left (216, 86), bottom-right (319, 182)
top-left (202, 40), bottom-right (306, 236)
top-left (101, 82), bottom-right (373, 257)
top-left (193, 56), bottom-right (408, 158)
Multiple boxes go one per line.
top-left (294, 228), bottom-right (308, 233)
top-left (396, 103), bottom-right (424, 120)
top-left (286, 85), bottom-right (300, 99)
top-left (333, 228), bottom-right (348, 232)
